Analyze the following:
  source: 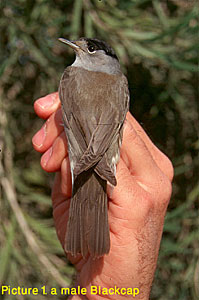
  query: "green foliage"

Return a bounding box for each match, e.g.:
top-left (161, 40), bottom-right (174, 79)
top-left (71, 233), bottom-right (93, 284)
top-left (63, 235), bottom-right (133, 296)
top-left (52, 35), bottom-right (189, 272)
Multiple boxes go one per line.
top-left (0, 0), bottom-right (198, 299)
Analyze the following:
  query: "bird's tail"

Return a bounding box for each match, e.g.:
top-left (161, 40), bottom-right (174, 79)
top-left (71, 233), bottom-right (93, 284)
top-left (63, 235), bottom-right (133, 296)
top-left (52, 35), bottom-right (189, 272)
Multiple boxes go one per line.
top-left (64, 169), bottom-right (110, 258)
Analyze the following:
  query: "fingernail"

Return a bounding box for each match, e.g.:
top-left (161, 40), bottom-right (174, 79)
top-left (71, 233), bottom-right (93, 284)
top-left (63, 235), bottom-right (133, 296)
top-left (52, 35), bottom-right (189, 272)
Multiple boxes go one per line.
top-left (32, 125), bottom-right (46, 148)
top-left (41, 147), bottom-right (53, 167)
top-left (37, 95), bottom-right (54, 109)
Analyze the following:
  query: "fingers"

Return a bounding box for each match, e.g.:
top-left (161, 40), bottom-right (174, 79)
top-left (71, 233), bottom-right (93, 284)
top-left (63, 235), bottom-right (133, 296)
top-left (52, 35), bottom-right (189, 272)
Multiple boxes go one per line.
top-left (34, 92), bottom-right (61, 120)
top-left (40, 131), bottom-right (68, 172)
top-left (32, 93), bottom-right (173, 195)
top-left (121, 120), bottom-right (172, 207)
top-left (51, 159), bottom-right (83, 265)
top-left (52, 158), bottom-right (72, 210)
top-left (33, 93), bottom-right (67, 172)
top-left (51, 159), bottom-right (72, 248)
top-left (126, 112), bottom-right (174, 181)
top-left (32, 108), bottom-right (64, 153)
top-left (121, 120), bottom-right (161, 184)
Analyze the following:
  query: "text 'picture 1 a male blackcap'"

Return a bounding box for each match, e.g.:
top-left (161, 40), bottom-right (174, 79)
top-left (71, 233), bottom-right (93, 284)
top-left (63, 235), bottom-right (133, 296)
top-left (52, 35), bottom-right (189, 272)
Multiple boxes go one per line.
top-left (58, 37), bottom-right (129, 259)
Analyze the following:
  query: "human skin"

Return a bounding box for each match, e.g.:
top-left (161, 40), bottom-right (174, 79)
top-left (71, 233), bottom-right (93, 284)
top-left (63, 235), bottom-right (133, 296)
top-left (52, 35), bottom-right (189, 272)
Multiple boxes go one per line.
top-left (32, 92), bottom-right (174, 300)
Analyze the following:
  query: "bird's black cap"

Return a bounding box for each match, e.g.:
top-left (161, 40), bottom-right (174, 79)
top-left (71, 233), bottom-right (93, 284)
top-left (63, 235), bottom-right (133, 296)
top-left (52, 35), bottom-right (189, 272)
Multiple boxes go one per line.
top-left (80, 37), bottom-right (118, 60)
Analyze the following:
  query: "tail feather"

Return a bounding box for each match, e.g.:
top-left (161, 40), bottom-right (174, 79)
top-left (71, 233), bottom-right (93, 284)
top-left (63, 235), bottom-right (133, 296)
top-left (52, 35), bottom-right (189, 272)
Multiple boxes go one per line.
top-left (64, 169), bottom-right (110, 258)
top-left (88, 190), bottom-right (110, 257)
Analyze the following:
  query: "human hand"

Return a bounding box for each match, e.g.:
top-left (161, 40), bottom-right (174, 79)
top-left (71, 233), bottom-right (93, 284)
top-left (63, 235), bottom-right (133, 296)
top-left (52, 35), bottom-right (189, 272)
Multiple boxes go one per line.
top-left (32, 92), bottom-right (173, 300)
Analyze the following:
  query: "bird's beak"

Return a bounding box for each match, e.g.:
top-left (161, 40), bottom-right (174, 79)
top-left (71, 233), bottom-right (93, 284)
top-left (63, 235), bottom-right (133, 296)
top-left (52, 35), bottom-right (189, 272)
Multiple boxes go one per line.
top-left (58, 38), bottom-right (80, 50)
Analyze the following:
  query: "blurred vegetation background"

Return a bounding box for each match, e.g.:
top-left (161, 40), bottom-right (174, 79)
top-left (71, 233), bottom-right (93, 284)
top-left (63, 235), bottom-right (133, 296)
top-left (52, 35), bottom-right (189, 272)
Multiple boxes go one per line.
top-left (0, 0), bottom-right (198, 299)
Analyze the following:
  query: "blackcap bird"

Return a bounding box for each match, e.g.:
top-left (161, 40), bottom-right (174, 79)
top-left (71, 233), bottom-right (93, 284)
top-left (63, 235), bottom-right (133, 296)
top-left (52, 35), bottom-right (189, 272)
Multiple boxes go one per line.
top-left (58, 37), bottom-right (129, 258)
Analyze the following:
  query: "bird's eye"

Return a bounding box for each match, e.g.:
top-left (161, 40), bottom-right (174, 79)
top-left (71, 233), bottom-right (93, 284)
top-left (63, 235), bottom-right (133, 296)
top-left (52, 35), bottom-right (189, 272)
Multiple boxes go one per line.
top-left (88, 45), bottom-right (96, 54)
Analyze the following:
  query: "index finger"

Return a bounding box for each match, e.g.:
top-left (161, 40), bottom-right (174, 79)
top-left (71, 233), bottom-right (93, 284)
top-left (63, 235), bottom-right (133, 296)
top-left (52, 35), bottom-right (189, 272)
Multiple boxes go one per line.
top-left (34, 92), bottom-right (61, 120)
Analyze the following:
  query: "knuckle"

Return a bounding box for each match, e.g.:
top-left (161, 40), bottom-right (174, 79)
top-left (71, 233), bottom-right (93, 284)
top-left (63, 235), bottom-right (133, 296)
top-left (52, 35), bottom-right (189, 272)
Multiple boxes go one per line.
top-left (161, 153), bottom-right (174, 182)
top-left (163, 176), bottom-right (172, 202)
top-left (165, 156), bottom-right (174, 182)
top-left (155, 173), bottom-right (172, 207)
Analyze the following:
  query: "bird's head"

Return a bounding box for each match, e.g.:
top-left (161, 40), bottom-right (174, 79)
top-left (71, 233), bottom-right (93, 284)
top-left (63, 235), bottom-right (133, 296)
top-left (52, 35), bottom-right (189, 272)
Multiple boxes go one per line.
top-left (59, 37), bottom-right (121, 74)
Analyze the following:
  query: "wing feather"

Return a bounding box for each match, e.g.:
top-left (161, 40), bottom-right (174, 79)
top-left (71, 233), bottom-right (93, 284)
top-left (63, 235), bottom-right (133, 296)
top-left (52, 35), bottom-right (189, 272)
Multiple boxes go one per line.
top-left (59, 66), bottom-right (129, 183)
